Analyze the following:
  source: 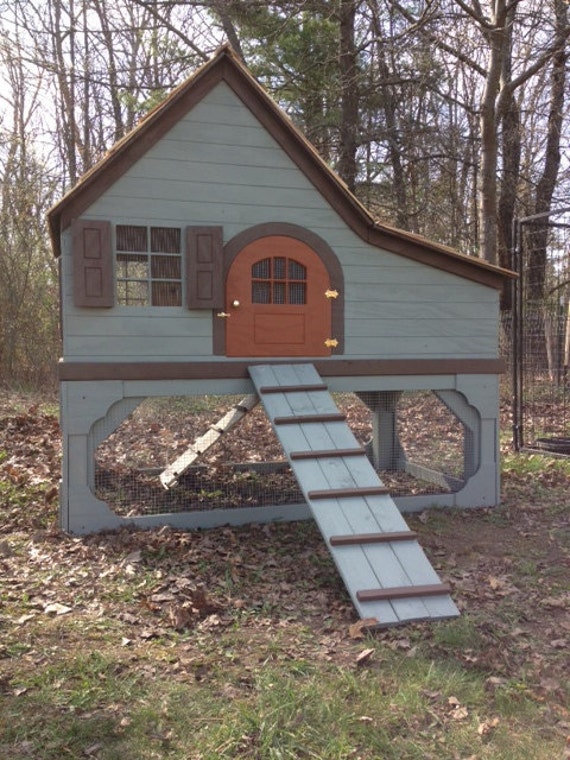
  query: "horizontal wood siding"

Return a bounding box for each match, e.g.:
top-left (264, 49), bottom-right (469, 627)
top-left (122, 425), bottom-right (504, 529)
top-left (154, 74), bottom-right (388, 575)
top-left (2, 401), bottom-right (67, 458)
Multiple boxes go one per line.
top-left (347, 318), bottom-right (497, 338)
top-left (61, 82), bottom-right (500, 364)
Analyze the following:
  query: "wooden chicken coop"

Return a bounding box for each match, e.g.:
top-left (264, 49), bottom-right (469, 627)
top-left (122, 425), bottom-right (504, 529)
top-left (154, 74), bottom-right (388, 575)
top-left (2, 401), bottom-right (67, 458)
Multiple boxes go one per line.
top-left (48, 46), bottom-right (514, 626)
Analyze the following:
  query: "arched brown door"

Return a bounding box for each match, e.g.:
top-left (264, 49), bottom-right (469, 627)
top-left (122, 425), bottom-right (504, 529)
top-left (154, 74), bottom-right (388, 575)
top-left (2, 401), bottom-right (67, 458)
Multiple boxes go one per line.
top-left (225, 235), bottom-right (332, 357)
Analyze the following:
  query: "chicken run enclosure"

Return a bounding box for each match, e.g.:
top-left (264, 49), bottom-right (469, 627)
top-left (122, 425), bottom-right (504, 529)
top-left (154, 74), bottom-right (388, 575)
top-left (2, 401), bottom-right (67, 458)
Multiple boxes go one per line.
top-left (512, 207), bottom-right (570, 454)
top-left (94, 390), bottom-right (469, 519)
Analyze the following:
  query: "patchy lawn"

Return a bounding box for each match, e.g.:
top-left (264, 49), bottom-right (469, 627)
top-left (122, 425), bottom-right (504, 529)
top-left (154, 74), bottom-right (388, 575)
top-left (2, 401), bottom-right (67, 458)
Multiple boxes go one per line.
top-left (0, 395), bottom-right (568, 759)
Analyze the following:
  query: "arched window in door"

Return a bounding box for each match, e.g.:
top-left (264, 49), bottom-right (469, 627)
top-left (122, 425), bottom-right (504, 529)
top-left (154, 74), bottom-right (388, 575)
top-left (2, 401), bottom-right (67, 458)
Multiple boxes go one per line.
top-left (251, 257), bottom-right (307, 305)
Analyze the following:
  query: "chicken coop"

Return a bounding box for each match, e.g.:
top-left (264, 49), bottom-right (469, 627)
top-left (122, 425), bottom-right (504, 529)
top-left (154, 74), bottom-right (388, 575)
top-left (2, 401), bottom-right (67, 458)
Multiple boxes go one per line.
top-left (48, 46), bottom-right (514, 626)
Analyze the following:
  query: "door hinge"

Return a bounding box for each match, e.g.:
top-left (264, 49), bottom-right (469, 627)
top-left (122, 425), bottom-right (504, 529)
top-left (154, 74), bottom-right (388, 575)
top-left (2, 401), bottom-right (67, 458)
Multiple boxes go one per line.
top-left (216, 311), bottom-right (231, 318)
top-left (324, 338), bottom-right (338, 348)
top-left (325, 289), bottom-right (339, 299)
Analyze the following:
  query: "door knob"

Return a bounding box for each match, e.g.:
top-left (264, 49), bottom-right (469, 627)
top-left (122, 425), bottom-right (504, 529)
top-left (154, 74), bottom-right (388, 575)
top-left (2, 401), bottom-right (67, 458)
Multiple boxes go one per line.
top-left (232, 299), bottom-right (240, 308)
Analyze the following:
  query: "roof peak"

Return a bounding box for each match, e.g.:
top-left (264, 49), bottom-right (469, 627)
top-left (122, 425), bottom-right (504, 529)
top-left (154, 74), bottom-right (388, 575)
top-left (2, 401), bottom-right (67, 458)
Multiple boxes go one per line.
top-left (47, 47), bottom-right (513, 287)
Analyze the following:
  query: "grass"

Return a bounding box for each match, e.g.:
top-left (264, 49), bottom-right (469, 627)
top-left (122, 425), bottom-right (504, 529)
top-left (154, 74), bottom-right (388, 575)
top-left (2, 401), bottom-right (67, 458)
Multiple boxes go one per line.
top-left (1, 572), bottom-right (567, 760)
top-left (1, 597), bottom-right (567, 759)
top-left (502, 448), bottom-right (570, 480)
top-left (1, 401), bottom-right (569, 759)
top-left (0, 387), bottom-right (59, 417)
top-left (1, 633), bottom-right (564, 760)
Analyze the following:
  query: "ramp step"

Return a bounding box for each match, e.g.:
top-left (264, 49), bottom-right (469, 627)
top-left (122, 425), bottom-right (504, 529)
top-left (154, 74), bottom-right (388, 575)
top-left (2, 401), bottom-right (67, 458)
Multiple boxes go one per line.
top-left (308, 486), bottom-right (390, 500)
top-left (274, 413), bottom-right (346, 425)
top-left (259, 383), bottom-right (328, 394)
top-left (330, 531), bottom-right (417, 546)
top-left (357, 583), bottom-right (452, 603)
top-left (290, 448), bottom-right (366, 460)
top-left (248, 362), bottom-right (459, 627)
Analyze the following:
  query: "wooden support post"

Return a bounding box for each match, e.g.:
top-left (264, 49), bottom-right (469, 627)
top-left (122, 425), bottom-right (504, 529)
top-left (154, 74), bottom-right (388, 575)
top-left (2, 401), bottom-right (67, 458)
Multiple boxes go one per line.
top-left (357, 391), bottom-right (404, 470)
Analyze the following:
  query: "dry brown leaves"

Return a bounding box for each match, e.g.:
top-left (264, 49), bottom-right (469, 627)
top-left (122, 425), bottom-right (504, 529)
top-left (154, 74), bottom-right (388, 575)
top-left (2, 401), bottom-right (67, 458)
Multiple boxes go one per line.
top-left (0, 400), bottom-right (568, 716)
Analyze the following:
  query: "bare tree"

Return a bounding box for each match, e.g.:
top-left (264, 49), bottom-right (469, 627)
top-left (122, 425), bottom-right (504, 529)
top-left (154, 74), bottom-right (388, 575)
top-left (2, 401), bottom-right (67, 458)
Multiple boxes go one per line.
top-left (0, 28), bottom-right (59, 384)
top-left (383, 0), bottom-right (570, 264)
top-left (337, 0), bottom-right (359, 192)
top-left (527, 0), bottom-right (569, 300)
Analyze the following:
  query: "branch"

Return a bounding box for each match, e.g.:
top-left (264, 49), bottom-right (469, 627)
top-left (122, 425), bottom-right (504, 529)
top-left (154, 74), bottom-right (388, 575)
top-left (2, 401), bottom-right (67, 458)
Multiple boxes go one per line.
top-left (451, 0), bottom-right (495, 30)
top-left (497, 25), bottom-right (570, 114)
top-left (129, 0), bottom-right (209, 62)
top-left (389, 0), bottom-right (486, 76)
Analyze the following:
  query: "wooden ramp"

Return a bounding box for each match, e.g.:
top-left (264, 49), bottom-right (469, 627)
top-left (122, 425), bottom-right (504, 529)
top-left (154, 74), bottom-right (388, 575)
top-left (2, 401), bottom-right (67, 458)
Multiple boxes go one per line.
top-left (249, 363), bottom-right (459, 627)
top-left (160, 395), bottom-right (259, 489)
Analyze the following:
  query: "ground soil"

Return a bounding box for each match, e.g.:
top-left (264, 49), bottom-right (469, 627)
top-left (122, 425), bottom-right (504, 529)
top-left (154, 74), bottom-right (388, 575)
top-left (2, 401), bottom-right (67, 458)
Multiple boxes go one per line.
top-left (0, 393), bottom-right (568, 739)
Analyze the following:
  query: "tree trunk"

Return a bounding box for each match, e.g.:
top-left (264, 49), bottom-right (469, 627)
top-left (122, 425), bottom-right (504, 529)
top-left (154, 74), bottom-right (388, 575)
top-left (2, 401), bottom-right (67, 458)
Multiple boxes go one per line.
top-left (366, 0), bottom-right (409, 228)
top-left (478, 2), bottom-right (508, 264)
top-left (527, 0), bottom-right (568, 301)
top-left (497, 7), bottom-right (520, 308)
top-left (337, 0), bottom-right (358, 192)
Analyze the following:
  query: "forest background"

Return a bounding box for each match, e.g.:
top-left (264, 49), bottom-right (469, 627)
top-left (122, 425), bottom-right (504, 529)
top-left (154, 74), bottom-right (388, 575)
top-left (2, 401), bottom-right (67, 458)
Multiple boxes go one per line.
top-left (0, 0), bottom-right (568, 387)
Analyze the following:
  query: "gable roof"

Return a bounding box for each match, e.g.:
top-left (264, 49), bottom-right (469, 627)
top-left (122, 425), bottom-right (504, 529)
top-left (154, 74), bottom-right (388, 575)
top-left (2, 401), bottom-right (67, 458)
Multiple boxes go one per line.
top-left (47, 44), bottom-right (514, 289)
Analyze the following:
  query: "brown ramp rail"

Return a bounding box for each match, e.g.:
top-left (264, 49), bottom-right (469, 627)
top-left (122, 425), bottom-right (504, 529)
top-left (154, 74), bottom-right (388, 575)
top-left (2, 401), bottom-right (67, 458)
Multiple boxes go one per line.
top-left (249, 363), bottom-right (459, 627)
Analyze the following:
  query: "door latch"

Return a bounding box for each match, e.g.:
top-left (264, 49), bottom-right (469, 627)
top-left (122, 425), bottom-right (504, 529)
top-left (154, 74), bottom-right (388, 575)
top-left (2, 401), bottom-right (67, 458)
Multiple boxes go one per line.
top-left (325, 289), bottom-right (339, 299)
top-left (217, 311), bottom-right (231, 318)
top-left (324, 338), bottom-right (338, 348)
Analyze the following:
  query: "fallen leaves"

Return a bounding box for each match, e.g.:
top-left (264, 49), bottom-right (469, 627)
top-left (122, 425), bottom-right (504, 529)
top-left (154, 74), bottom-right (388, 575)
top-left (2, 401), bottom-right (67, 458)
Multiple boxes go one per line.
top-left (447, 696), bottom-right (469, 721)
top-left (0, 395), bottom-right (569, 753)
top-left (348, 618), bottom-right (378, 639)
top-left (542, 595), bottom-right (569, 609)
top-left (44, 602), bottom-right (73, 616)
top-left (0, 410), bottom-right (60, 484)
top-left (478, 716), bottom-right (500, 736)
top-left (355, 648), bottom-right (374, 666)
top-left (164, 584), bottom-right (223, 631)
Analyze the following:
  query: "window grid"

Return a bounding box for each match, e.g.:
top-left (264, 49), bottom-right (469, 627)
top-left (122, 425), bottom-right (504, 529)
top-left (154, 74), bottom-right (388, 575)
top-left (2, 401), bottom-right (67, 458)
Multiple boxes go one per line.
top-left (116, 225), bottom-right (182, 306)
top-left (251, 257), bottom-right (307, 305)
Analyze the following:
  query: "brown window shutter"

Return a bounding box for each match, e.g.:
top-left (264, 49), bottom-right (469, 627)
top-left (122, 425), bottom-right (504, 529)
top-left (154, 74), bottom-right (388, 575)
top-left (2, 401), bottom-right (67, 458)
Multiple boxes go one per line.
top-left (72, 219), bottom-right (113, 307)
top-left (186, 226), bottom-right (223, 309)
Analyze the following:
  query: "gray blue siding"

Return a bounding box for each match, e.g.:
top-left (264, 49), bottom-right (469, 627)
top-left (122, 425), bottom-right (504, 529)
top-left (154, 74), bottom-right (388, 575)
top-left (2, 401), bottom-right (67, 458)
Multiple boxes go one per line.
top-left (60, 81), bottom-right (499, 363)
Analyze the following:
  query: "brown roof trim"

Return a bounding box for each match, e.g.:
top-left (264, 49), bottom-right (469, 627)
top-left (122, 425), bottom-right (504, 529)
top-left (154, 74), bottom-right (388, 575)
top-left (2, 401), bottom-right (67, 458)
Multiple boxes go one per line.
top-left (47, 45), bottom-right (514, 289)
top-left (58, 358), bottom-right (506, 382)
top-left (48, 50), bottom-right (231, 255)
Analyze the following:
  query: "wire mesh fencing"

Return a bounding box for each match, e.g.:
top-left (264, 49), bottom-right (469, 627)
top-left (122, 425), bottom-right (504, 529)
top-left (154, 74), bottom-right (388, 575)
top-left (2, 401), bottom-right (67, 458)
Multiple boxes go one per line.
top-left (92, 391), bottom-right (468, 518)
top-left (512, 207), bottom-right (570, 453)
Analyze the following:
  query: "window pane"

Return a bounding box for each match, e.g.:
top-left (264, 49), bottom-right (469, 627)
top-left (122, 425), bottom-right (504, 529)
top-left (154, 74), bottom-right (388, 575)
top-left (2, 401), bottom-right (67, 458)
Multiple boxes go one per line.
top-left (116, 225), bottom-right (147, 252)
top-left (252, 281), bottom-right (271, 303)
top-left (289, 282), bottom-right (306, 304)
top-left (152, 281), bottom-right (182, 306)
top-left (273, 282), bottom-right (285, 304)
top-left (116, 280), bottom-right (127, 305)
top-left (252, 258), bottom-right (271, 279)
top-left (117, 279), bottom-right (148, 306)
top-left (151, 255), bottom-right (181, 279)
top-left (289, 260), bottom-right (306, 280)
top-left (273, 257), bottom-right (286, 279)
top-left (251, 256), bottom-right (308, 306)
top-left (116, 225), bottom-right (182, 307)
top-left (151, 227), bottom-right (181, 253)
top-left (117, 253), bottom-right (148, 279)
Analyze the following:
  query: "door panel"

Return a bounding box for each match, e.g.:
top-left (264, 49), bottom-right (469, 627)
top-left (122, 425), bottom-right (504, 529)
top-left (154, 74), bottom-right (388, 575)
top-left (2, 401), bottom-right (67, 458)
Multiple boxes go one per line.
top-left (254, 312), bottom-right (305, 345)
top-left (225, 236), bottom-right (331, 357)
